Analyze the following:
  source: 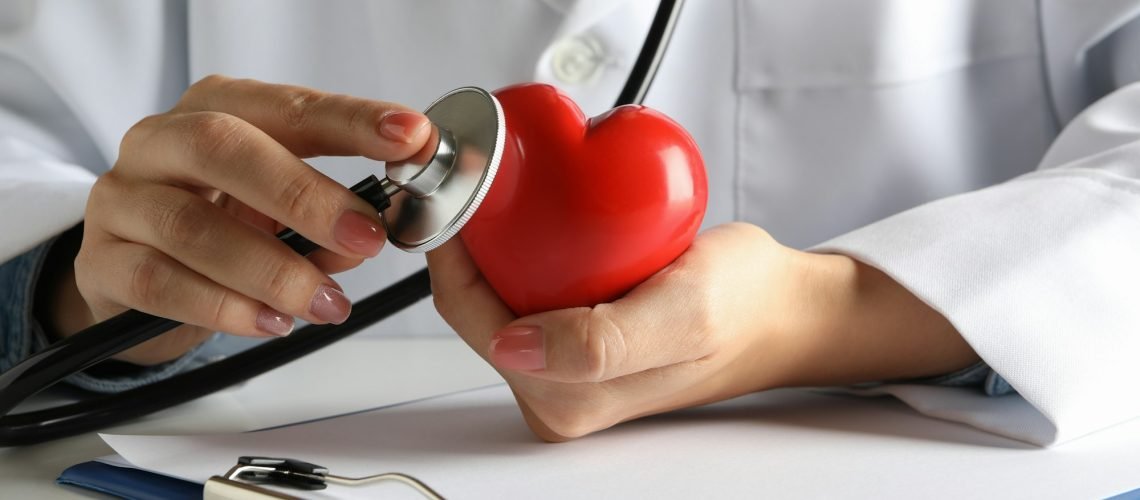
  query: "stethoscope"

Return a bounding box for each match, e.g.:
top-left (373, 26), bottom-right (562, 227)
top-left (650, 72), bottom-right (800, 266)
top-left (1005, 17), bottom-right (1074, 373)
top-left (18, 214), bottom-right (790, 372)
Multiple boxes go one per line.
top-left (0, 0), bottom-right (684, 446)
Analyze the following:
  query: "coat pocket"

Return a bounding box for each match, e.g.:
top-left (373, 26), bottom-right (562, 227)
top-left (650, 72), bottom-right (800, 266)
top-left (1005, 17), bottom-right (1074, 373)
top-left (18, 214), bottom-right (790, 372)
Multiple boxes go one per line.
top-left (736, 0), bottom-right (1040, 89)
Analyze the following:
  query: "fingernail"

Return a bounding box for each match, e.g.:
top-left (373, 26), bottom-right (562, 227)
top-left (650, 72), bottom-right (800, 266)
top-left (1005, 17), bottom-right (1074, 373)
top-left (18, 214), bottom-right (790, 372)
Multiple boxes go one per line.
top-left (379, 111), bottom-right (430, 144)
top-left (256, 307), bottom-right (294, 337)
top-left (310, 284), bottom-right (351, 324)
top-left (333, 210), bottom-right (384, 257)
top-left (490, 326), bottom-right (545, 371)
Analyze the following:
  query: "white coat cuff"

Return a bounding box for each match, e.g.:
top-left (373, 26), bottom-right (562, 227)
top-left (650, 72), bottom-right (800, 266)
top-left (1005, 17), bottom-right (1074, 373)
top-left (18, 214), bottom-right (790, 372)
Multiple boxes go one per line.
top-left (0, 136), bottom-right (97, 263)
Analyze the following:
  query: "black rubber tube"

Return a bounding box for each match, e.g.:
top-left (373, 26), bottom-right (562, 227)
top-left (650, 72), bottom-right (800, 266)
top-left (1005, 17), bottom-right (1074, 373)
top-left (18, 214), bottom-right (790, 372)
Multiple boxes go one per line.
top-left (0, 268), bottom-right (430, 446)
top-left (614, 0), bottom-right (684, 107)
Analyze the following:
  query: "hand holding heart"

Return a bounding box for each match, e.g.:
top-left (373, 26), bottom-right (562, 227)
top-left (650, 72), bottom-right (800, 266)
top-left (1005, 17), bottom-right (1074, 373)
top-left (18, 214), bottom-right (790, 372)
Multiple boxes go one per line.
top-left (429, 222), bottom-right (810, 440)
top-left (428, 83), bottom-right (980, 440)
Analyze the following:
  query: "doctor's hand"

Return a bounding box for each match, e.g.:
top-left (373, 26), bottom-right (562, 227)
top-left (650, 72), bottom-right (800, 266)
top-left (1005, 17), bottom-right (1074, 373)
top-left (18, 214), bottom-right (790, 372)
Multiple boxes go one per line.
top-left (51, 75), bottom-right (431, 365)
top-left (428, 223), bottom-right (981, 441)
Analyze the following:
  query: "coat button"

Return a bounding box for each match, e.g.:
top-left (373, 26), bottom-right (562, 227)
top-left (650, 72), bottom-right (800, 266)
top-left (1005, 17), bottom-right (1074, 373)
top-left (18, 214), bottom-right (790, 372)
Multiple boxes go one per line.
top-left (550, 34), bottom-right (607, 85)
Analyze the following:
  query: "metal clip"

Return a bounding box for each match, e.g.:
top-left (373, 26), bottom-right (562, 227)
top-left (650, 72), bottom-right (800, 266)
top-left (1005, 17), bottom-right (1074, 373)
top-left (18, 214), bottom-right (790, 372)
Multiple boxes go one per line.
top-left (204, 456), bottom-right (444, 499)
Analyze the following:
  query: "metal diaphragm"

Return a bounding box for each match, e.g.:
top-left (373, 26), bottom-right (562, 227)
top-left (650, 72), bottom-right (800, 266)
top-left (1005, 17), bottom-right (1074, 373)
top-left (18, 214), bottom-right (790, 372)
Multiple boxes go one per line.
top-left (381, 87), bottom-right (505, 252)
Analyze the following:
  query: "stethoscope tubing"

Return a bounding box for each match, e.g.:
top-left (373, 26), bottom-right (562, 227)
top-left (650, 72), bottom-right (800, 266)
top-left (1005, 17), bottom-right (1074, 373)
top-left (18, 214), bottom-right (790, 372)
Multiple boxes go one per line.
top-left (0, 0), bottom-right (683, 446)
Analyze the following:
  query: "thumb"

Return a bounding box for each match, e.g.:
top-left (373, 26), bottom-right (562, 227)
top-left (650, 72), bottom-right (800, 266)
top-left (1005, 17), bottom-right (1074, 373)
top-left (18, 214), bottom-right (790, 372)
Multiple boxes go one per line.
top-left (488, 274), bottom-right (717, 383)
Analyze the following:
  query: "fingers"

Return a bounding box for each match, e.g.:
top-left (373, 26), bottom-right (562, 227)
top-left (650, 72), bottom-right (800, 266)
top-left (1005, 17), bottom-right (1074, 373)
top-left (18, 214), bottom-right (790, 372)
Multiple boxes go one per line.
top-left (428, 234), bottom-right (716, 383)
top-left (427, 224), bottom-right (780, 441)
top-left (425, 238), bottom-right (516, 357)
top-left (120, 111), bottom-right (386, 260)
top-left (427, 232), bottom-right (715, 383)
top-left (116, 325), bottom-right (218, 366)
top-left (213, 192), bottom-right (365, 275)
top-left (117, 73), bottom-right (436, 261)
top-left (70, 75), bottom-right (423, 364)
top-left (488, 274), bottom-right (719, 383)
top-left (483, 225), bottom-right (766, 384)
top-left (308, 250), bottom-right (364, 275)
top-left (75, 239), bottom-right (294, 338)
top-left (177, 75), bottom-right (430, 161)
top-left (89, 177), bottom-right (351, 325)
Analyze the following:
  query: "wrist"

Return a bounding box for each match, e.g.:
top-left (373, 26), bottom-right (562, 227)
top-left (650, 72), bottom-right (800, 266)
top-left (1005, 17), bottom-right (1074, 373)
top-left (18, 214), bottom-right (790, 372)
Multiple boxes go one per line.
top-left (755, 250), bottom-right (979, 389)
top-left (33, 226), bottom-right (95, 340)
top-left (46, 265), bottom-right (95, 338)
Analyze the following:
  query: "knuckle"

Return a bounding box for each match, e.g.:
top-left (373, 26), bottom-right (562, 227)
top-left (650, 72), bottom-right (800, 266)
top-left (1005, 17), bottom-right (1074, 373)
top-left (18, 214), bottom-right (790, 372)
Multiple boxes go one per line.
top-left (428, 256), bottom-right (483, 322)
top-left (533, 399), bottom-right (614, 439)
top-left (277, 87), bottom-right (325, 131)
top-left (207, 287), bottom-right (232, 330)
top-left (178, 111), bottom-right (249, 167)
top-left (128, 250), bottom-right (172, 308)
top-left (119, 114), bottom-right (165, 156)
top-left (86, 174), bottom-right (117, 214)
top-left (279, 171), bottom-right (324, 221)
top-left (193, 73), bottom-right (231, 90)
top-left (430, 290), bottom-right (455, 321)
top-left (181, 74), bottom-right (231, 107)
top-left (664, 260), bottom-right (718, 330)
top-left (672, 266), bottom-right (722, 354)
top-left (541, 418), bottom-right (594, 440)
top-left (73, 246), bottom-right (97, 294)
top-left (154, 197), bottom-right (215, 251)
top-left (727, 221), bottom-right (774, 247)
top-left (347, 102), bottom-right (384, 133)
top-left (429, 275), bottom-right (474, 331)
top-left (260, 257), bottom-right (309, 312)
top-left (581, 306), bottom-right (627, 382)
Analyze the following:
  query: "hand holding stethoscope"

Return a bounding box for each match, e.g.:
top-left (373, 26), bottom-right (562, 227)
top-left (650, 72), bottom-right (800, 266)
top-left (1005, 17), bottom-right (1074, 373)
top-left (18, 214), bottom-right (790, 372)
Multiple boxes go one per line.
top-left (61, 77), bottom-right (434, 364)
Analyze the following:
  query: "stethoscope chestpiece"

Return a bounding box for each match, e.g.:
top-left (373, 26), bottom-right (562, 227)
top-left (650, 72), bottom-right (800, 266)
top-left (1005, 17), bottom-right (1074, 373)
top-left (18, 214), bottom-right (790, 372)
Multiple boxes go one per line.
top-left (204, 455), bottom-right (444, 499)
top-left (381, 87), bottom-right (505, 252)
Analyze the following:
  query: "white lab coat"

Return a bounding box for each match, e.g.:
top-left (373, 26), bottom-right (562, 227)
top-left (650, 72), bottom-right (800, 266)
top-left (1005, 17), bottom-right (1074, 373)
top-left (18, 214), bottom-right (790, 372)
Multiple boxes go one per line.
top-left (2, 0), bottom-right (1140, 446)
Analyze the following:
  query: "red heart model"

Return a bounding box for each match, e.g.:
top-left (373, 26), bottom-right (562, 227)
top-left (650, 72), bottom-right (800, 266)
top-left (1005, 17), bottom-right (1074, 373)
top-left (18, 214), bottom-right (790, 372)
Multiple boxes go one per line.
top-left (460, 83), bottom-right (708, 317)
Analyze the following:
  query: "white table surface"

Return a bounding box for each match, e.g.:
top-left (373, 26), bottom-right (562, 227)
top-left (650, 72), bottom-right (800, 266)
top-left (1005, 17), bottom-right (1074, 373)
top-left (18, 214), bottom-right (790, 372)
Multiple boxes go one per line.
top-left (5, 336), bottom-right (1140, 499)
top-left (0, 336), bottom-right (503, 499)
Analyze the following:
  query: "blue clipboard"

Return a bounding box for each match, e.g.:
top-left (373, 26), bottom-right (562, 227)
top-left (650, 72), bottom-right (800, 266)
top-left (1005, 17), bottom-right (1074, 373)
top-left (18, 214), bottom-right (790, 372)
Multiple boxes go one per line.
top-left (57, 461), bottom-right (201, 500)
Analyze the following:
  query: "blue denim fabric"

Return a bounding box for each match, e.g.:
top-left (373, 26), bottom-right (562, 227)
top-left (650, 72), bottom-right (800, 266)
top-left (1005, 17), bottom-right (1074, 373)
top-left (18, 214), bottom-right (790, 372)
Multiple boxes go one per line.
top-left (0, 240), bottom-right (211, 393)
top-left (918, 360), bottom-right (1016, 396)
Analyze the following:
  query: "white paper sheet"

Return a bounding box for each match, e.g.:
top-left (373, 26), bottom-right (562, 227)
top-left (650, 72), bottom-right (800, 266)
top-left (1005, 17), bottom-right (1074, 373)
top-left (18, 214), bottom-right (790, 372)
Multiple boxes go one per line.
top-left (103, 385), bottom-right (1140, 499)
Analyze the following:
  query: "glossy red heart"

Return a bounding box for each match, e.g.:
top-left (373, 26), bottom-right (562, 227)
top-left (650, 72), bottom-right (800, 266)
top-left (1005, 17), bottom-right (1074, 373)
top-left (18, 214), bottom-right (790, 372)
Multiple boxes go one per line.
top-left (460, 83), bottom-right (708, 317)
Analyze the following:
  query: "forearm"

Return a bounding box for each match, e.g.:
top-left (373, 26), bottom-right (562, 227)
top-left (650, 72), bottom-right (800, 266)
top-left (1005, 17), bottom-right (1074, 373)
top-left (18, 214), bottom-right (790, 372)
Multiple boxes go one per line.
top-left (757, 251), bottom-right (981, 390)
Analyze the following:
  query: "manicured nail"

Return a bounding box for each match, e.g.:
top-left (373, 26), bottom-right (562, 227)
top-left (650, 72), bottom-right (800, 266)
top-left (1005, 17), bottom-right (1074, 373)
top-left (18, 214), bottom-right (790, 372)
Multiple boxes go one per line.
top-left (256, 307), bottom-right (294, 337)
top-left (379, 111), bottom-right (430, 143)
top-left (333, 210), bottom-right (384, 257)
top-left (310, 284), bottom-right (351, 324)
top-left (490, 326), bottom-right (545, 371)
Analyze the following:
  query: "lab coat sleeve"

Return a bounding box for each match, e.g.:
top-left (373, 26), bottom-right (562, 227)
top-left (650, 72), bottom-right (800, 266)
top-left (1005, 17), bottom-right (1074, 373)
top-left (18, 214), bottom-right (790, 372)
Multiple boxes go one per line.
top-left (813, 82), bottom-right (1140, 446)
top-left (0, 136), bottom-right (94, 264)
top-left (0, 126), bottom-right (212, 393)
